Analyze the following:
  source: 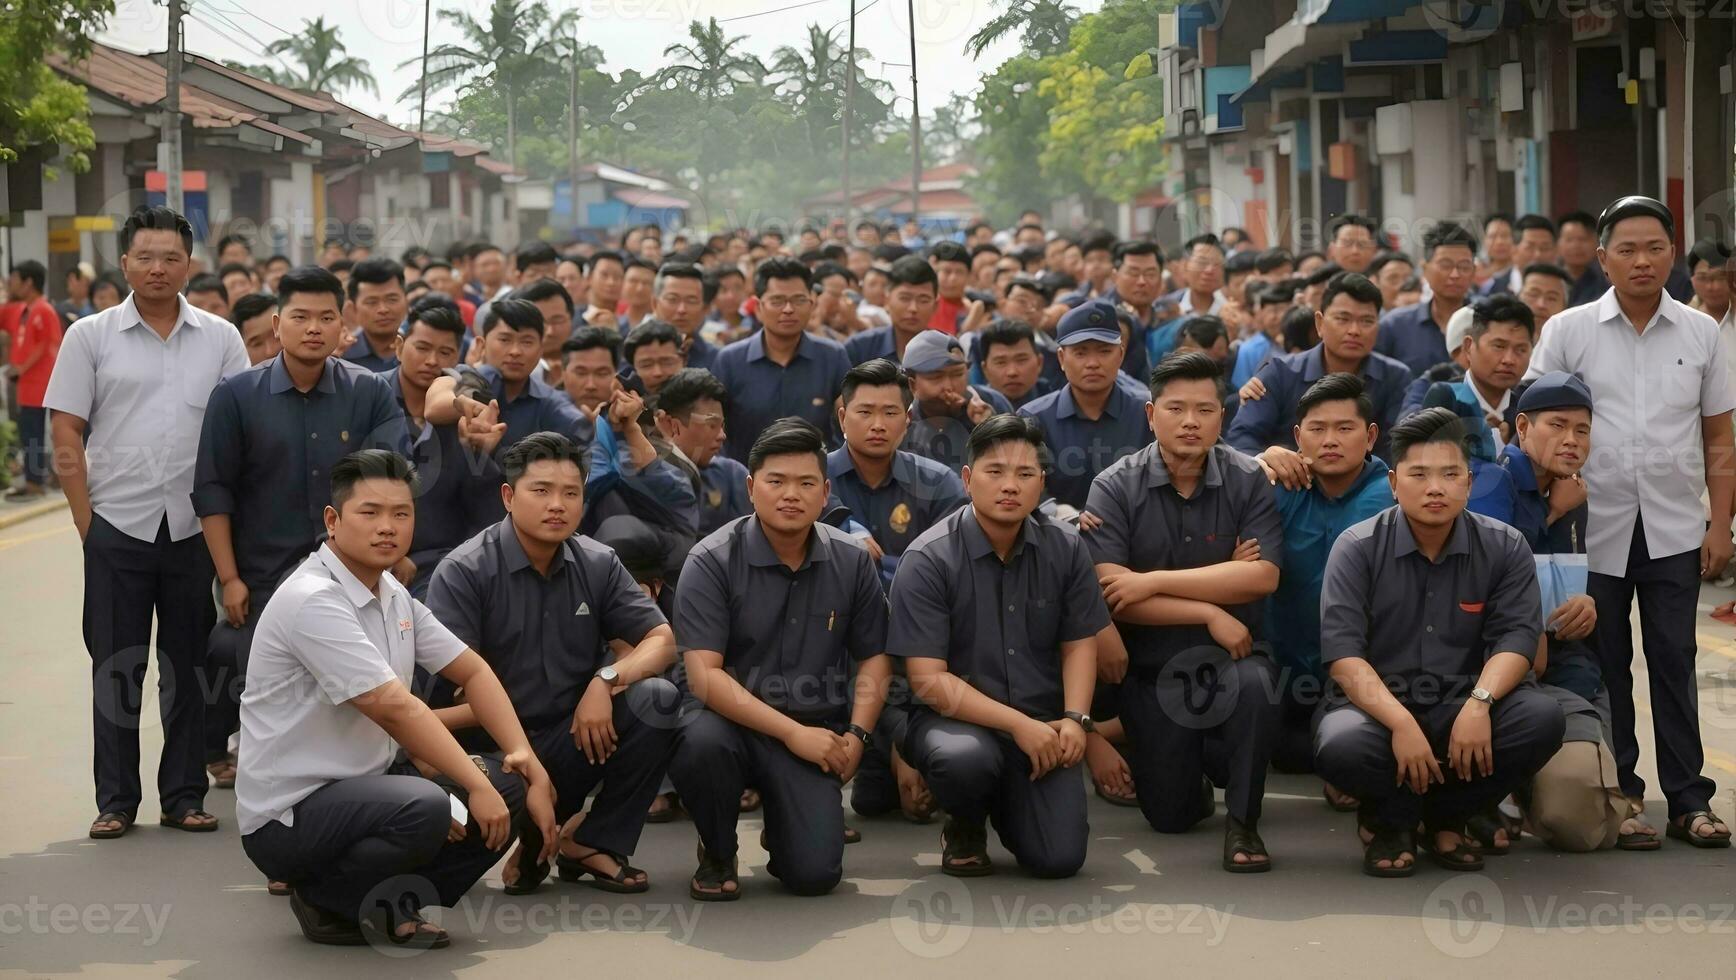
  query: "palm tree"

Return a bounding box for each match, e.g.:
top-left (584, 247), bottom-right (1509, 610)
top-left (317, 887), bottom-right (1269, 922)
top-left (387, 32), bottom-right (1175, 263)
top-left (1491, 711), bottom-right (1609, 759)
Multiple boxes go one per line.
top-left (772, 24), bottom-right (889, 159)
top-left (656, 17), bottom-right (765, 109)
top-left (233, 16), bottom-right (376, 97)
top-left (965, 0), bottom-right (1080, 60)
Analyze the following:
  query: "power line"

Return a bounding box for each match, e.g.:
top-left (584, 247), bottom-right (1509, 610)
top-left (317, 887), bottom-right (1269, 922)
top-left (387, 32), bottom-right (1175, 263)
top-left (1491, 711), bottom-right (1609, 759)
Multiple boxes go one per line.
top-left (719, 0), bottom-right (838, 23)
top-left (210, 2), bottom-right (296, 40)
top-left (187, 6), bottom-right (297, 76)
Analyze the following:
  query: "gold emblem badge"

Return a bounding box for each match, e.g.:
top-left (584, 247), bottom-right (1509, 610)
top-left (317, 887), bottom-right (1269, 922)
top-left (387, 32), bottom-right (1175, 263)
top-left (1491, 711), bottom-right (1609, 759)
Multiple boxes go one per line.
top-left (340, 430), bottom-right (350, 442)
top-left (889, 502), bottom-right (912, 534)
top-left (707, 488), bottom-right (723, 508)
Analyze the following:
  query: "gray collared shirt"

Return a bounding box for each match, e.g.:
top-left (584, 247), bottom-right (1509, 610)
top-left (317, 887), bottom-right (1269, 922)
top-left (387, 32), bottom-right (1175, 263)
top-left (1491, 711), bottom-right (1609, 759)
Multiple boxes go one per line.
top-left (426, 518), bottom-right (666, 730)
top-left (888, 506), bottom-right (1108, 720)
top-left (43, 294), bottom-right (248, 542)
top-left (1320, 507), bottom-right (1542, 706)
top-left (1083, 442), bottom-right (1282, 671)
top-left (677, 515), bottom-right (888, 724)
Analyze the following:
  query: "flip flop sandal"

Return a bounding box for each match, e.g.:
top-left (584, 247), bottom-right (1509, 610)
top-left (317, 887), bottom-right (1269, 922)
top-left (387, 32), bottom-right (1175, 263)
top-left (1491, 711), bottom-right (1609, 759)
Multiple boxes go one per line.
top-left (1616, 823), bottom-right (1662, 851)
top-left (268, 879), bottom-right (293, 897)
top-left (690, 846), bottom-right (741, 903)
top-left (739, 789), bottom-right (762, 813)
top-left (159, 809), bottom-right (220, 833)
top-left (504, 842), bottom-right (550, 896)
top-left (359, 910), bottom-right (450, 950)
top-left (207, 758), bottom-right (237, 790)
top-left (1095, 783), bottom-right (1140, 807)
top-left (844, 825), bottom-right (862, 845)
top-left (557, 848), bottom-right (650, 893)
top-left (1464, 812), bottom-right (1513, 856)
top-left (646, 792), bottom-right (681, 824)
top-left (89, 812), bottom-right (133, 839)
top-left (1421, 833), bottom-right (1485, 872)
top-left (1665, 810), bottom-right (1733, 849)
top-left (1362, 828), bottom-right (1417, 878)
top-left (940, 817), bottom-right (995, 878)
top-left (289, 891), bottom-right (366, 947)
top-left (1222, 818), bottom-right (1272, 873)
top-left (1322, 783), bottom-right (1360, 813)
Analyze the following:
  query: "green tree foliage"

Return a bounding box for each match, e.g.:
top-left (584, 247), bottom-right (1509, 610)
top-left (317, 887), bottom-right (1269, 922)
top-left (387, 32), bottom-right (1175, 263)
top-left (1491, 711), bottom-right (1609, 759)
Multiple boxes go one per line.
top-left (230, 17), bottom-right (376, 98)
top-left (965, 0), bottom-right (1079, 60)
top-left (0, 0), bottom-right (114, 173)
top-left (1037, 0), bottom-right (1167, 203)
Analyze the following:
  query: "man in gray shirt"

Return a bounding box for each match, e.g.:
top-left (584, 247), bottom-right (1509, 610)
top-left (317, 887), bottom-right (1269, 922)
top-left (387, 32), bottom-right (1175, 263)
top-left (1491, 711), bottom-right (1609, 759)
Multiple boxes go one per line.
top-left (1313, 408), bottom-right (1565, 877)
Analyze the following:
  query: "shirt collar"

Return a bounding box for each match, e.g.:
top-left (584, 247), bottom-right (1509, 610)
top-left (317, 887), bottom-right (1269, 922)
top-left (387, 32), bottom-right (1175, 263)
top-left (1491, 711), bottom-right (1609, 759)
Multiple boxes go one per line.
top-left (496, 517), bottom-right (576, 575)
top-left (826, 446), bottom-right (915, 488)
top-left (267, 353), bottom-right (337, 394)
top-left (1057, 382), bottom-right (1129, 421)
top-left (117, 293), bottom-right (199, 335)
top-left (960, 507), bottom-right (1040, 561)
top-left (744, 516), bottom-right (831, 570)
top-left (1498, 442), bottom-right (1541, 495)
top-left (1464, 371), bottom-right (1511, 417)
top-left (746, 330), bottom-right (809, 364)
top-left (1595, 287), bottom-right (1677, 333)
top-left (1392, 511), bottom-right (1472, 561)
top-left (1143, 444), bottom-right (1225, 491)
top-left (315, 543), bottom-right (388, 609)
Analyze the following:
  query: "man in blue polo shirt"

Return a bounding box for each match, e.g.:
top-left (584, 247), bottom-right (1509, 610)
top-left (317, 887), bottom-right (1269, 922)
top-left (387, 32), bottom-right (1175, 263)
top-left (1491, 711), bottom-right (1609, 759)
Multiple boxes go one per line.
top-left (1228, 272), bottom-right (1411, 461)
top-left (1018, 300), bottom-right (1154, 511)
top-left (845, 255), bottom-right (940, 367)
top-left (1375, 222), bottom-right (1479, 375)
top-left (423, 297), bottom-right (595, 448)
top-left (340, 258), bottom-right (408, 372)
top-left (654, 368), bottom-right (749, 535)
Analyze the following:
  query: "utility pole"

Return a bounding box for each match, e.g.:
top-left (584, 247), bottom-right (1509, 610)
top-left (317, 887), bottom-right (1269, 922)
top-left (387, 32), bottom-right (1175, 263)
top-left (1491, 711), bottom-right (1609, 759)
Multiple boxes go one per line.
top-left (417, 0), bottom-right (431, 134)
top-left (164, 0), bottom-right (184, 215)
top-left (907, 0), bottom-right (920, 230)
top-left (569, 36), bottom-right (580, 237)
top-left (842, 0), bottom-right (855, 232)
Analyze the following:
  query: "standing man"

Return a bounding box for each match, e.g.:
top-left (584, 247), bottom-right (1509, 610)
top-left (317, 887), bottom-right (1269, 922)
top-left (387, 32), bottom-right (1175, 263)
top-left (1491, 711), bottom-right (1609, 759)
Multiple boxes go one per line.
top-left (1326, 215), bottom-right (1380, 275)
top-left (1686, 240), bottom-right (1734, 392)
top-left (583, 251), bottom-right (627, 330)
top-left (341, 258), bottom-right (408, 373)
top-left (1376, 222), bottom-right (1479, 375)
top-left (5, 260), bottom-right (63, 500)
top-left (1478, 215), bottom-right (1516, 293)
top-left (230, 293), bottom-right (282, 366)
top-left (894, 415), bottom-right (1107, 878)
top-left (619, 257), bottom-right (657, 331)
top-left (46, 206), bottom-right (248, 839)
top-left (508, 277), bottom-right (575, 387)
top-left (1524, 195), bottom-right (1734, 848)
top-left (1518, 263), bottom-right (1572, 336)
top-left (670, 419), bottom-right (891, 900)
top-left (652, 263), bottom-right (719, 373)
top-left (1556, 211), bottom-right (1612, 307)
top-left (1165, 234), bottom-right (1228, 320)
top-left (1100, 241), bottom-right (1166, 380)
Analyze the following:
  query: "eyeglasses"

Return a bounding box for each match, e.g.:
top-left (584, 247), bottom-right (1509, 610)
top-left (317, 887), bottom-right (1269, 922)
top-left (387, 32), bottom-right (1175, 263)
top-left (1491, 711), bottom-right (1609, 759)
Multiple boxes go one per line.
top-left (1431, 260), bottom-right (1476, 276)
top-left (761, 295), bottom-right (813, 311)
top-left (1120, 268), bottom-right (1164, 282)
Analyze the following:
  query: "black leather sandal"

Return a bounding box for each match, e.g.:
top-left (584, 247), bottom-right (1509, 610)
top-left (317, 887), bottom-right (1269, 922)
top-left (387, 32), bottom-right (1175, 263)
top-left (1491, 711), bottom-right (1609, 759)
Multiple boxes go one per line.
top-left (1222, 817), bottom-right (1272, 873)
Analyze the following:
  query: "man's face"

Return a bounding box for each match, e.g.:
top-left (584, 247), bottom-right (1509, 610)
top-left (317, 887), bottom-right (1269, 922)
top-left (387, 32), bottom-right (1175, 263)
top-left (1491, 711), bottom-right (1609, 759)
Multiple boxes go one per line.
top-left (321, 244), bottom-right (346, 266)
top-left (1513, 229), bottom-right (1557, 270)
top-left (860, 270), bottom-right (888, 307)
top-left (188, 289), bottom-right (229, 318)
top-left (1002, 285), bottom-right (1044, 323)
top-left (1329, 224), bottom-right (1377, 272)
top-left (532, 296), bottom-right (573, 357)
top-left (1043, 239), bottom-right (1069, 273)
top-left (556, 261), bottom-right (588, 306)
top-left (1113, 254), bottom-right (1163, 306)
top-left (799, 230), bottom-right (822, 252)
top-left (1519, 273), bottom-right (1569, 330)
top-left (562, 347), bottom-right (617, 413)
top-left (1082, 248), bottom-right (1112, 285)
top-left (1375, 260), bottom-right (1413, 306)
top-left (1187, 246), bottom-right (1225, 295)
top-left (1424, 245), bottom-right (1476, 304)
top-left (713, 273), bottom-right (745, 318)
top-left (474, 249), bottom-right (506, 288)
top-left (505, 459), bottom-right (586, 546)
top-left (219, 242), bottom-right (252, 267)
top-left (961, 438), bottom-right (1044, 528)
top-left (847, 249), bottom-right (873, 284)
top-left (1465, 321), bottom-right (1533, 392)
top-left (638, 239), bottom-right (663, 264)
top-left (1389, 442), bottom-right (1470, 530)
top-left (121, 230), bottom-right (190, 302)
top-left (1177, 333), bottom-right (1230, 363)
top-left (1484, 220), bottom-right (1514, 265)
top-left (264, 259), bottom-right (290, 292)
top-left (886, 281), bottom-right (937, 334)
top-left (1057, 339), bottom-right (1124, 395)
top-left (222, 270), bottom-right (257, 303)
top-left (855, 225), bottom-right (881, 247)
top-left (667, 396), bottom-right (727, 467)
top-left (983, 338), bottom-right (1041, 401)
top-left (622, 267), bottom-right (655, 308)
top-left (759, 275), bottom-right (814, 341)
top-left (517, 261), bottom-right (556, 285)
top-left (839, 382), bottom-right (910, 461)
top-left (325, 478), bottom-right (415, 572)
top-left (275, 292), bottom-right (343, 364)
top-left (422, 266), bottom-right (456, 298)
top-left (350, 278), bottom-right (407, 341)
top-left (484, 324), bottom-right (541, 382)
top-left (911, 363), bottom-right (970, 416)
top-left (632, 340), bottom-right (682, 396)
top-left (747, 452), bottom-right (828, 536)
top-left (1294, 400), bottom-right (1375, 480)
top-left (1692, 260), bottom-right (1732, 314)
top-left (1315, 293), bottom-right (1379, 363)
top-left (1559, 222), bottom-right (1597, 267)
top-left (1147, 378), bottom-right (1222, 461)
top-left (590, 260), bottom-right (624, 308)
top-left (239, 310), bottom-right (281, 365)
top-left (399, 321), bottom-right (461, 391)
top-left (934, 260), bottom-right (969, 301)
top-left (1015, 227), bottom-right (1045, 248)
top-left (1516, 408), bottom-right (1591, 480)
top-left (1599, 217), bottom-right (1673, 299)
top-left (655, 276), bottom-right (707, 335)
top-left (970, 250), bottom-right (1000, 288)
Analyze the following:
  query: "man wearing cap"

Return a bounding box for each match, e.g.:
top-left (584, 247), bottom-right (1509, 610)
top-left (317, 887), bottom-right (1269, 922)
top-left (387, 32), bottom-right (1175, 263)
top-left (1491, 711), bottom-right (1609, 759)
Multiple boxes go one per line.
top-left (1523, 195), bottom-right (1734, 848)
top-left (901, 330), bottom-right (1014, 473)
top-left (1419, 295), bottom-right (1535, 463)
top-left (1018, 300), bottom-right (1154, 511)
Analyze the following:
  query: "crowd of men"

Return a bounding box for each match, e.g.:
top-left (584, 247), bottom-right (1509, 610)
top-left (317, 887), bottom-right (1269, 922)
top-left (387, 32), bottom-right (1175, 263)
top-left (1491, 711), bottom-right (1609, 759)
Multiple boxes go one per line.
top-left (8, 194), bottom-right (1735, 949)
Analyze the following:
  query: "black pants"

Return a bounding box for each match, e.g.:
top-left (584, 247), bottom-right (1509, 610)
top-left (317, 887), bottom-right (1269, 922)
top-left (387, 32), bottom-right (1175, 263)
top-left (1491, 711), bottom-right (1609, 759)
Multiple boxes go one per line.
top-left (18, 404), bottom-right (46, 486)
top-left (902, 712), bottom-right (1088, 878)
top-left (1118, 652), bottom-right (1278, 830)
top-left (84, 515), bottom-right (215, 817)
top-left (668, 708), bottom-right (844, 896)
top-left (849, 700), bottom-right (913, 817)
top-left (1313, 687), bottom-right (1565, 834)
top-left (242, 756), bottom-right (528, 925)
top-left (1588, 517), bottom-right (1715, 817)
top-left (199, 581), bottom-right (274, 766)
top-left (1271, 665), bottom-right (1332, 775)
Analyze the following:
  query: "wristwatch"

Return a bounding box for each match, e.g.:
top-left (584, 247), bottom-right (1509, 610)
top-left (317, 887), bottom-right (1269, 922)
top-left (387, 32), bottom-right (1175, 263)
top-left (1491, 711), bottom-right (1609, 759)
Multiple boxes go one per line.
top-left (845, 723), bottom-right (873, 747)
top-left (1064, 710), bottom-right (1095, 733)
top-left (594, 665), bottom-right (619, 686)
top-left (1469, 687), bottom-right (1494, 706)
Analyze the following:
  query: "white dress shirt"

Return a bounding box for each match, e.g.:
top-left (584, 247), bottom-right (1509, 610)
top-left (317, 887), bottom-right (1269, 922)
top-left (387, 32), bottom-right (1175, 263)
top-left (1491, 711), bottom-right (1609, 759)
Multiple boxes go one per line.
top-left (1464, 369), bottom-right (1512, 442)
top-left (42, 295), bottom-right (248, 542)
top-left (1714, 303), bottom-right (1736, 399)
top-left (1524, 288), bottom-right (1736, 574)
top-left (235, 544), bottom-right (466, 835)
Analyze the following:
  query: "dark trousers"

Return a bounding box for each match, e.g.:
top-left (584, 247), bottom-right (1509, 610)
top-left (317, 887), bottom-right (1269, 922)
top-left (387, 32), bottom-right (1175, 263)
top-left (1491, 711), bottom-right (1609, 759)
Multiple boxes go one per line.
top-left (200, 582), bottom-right (274, 765)
top-left (1118, 652), bottom-right (1279, 830)
top-left (242, 756), bottom-right (528, 925)
top-left (521, 678), bottom-right (679, 857)
top-left (668, 708), bottom-right (844, 896)
top-left (849, 701), bottom-right (912, 817)
top-left (1271, 666), bottom-right (1331, 775)
top-left (18, 404), bottom-right (46, 486)
top-left (902, 712), bottom-right (1088, 878)
top-left (1588, 517), bottom-right (1715, 817)
top-left (84, 515), bottom-right (215, 817)
top-left (1313, 687), bottom-right (1565, 833)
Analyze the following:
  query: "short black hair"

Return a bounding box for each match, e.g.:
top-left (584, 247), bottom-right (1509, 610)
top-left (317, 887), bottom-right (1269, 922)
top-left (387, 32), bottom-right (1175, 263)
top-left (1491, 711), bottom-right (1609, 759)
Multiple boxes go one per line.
top-left (444, 241), bottom-right (470, 262)
top-left (704, 265), bottom-right (744, 289)
top-left (1520, 262), bottom-right (1573, 288)
top-left (1688, 238), bottom-right (1733, 273)
top-left (562, 326), bottom-right (621, 367)
top-left (1280, 305), bottom-right (1318, 351)
top-left (1556, 210), bottom-right (1598, 234)
top-left (185, 272), bottom-right (225, 298)
top-left (1182, 233), bottom-right (1223, 256)
top-left (589, 249), bottom-right (625, 271)
top-left (655, 367), bottom-right (728, 419)
top-left (421, 259), bottom-right (453, 275)
top-left (1015, 222), bottom-right (1045, 238)
top-left (754, 256), bottom-right (813, 295)
top-left (623, 318), bottom-right (682, 363)
top-left (9, 259), bottom-right (46, 293)
top-left (1320, 271), bottom-right (1384, 314)
top-left (400, 245), bottom-right (431, 267)
top-left (1327, 214), bottom-right (1378, 240)
top-left (275, 266), bottom-right (346, 311)
top-left (1178, 315), bottom-right (1228, 352)
top-left (872, 243), bottom-right (911, 263)
top-left (264, 254), bottom-right (291, 268)
top-left (1006, 276), bottom-right (1053, 302)
top-left (330, 449), bottom-right (419, 510)
top-left (514, 240), bottom-right (560, 272)
top-left (654, 261), bottom-right (707, 298)
top-left (1080, 232), bottom-right (1117, 258)
top-left (215, 233), bottom-right (252, 256)
top-left (346, 257), bottom-right (405, 301)
top-left (622, 255), bottom-right (657, 277)
top-left (328, 259), bottom-right (356, 275)
top-left (1224, 250), bottom-right (1258, 275)
top-left (510, 276), bottom-right (575, 315)
top-left (481, 296), bottom-right (545, 338)
top-left (978, 319), bottom-right (1039, 361)
top-left (747, 417), bottom-right (827, 476)
top-left (1113, 240), bottom-right (1164, 267)
top-left (1305, 261), bottom-right (1344, 287)
top-left (217, 261), bottom-right (254, 282)
top-left (812, 261), bottom-right (856, 286)
top-left (404, 296), bottom-right (466, 344)
top-left (1296, 372), bottom-right (1374, 423)
top-left (1483, 213), bottom-right (1514, 232)
top-left (841, 357), bottom-right (911, 408)
top-left (1368, 251), bottom-right (1414, 277)
top-left (1255, 247), bottom-right (1294, 273)
top-left (1514, 214), bottom-right (1557, 238)
top-left (466, 242), bottom-right (503, 260)
top-left (928, 241), bottom-right (970, 266)
top-left (1388, 406), bottom-right (1472, 465)
top-left (501, 431), bottom-right (589, 485)
top-left (1469, 294), bottom-right (1537, 341)
top-left (1148, 350), bottom-right (1222, 398)
top-left (969, 243), bottom-right (1003, 263)
top-left (121, 205), bottom-right (194, 255)
top-left (557, 254), bottom-right (587, 275)
top-left (965, 412), bottom-right (1050, 469)
top-left (1423, 221), bottom-right (1479, 258)
top-left (886, 254), bottom-right (939, 292)
top-left (229, 291), bottom-right (276, 327)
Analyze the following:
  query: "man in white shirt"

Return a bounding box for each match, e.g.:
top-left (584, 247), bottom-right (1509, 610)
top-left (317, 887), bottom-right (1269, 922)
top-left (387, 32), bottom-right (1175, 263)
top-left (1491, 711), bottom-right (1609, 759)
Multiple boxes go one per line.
top-left (1685, 239), bottom-right (1734, 394)
top-left (1523, 195), bottom-right (1735, 849)
top-left (237, 449), bottom-right (558, 948)
top-left (44, 206), bottom-right (248, 841)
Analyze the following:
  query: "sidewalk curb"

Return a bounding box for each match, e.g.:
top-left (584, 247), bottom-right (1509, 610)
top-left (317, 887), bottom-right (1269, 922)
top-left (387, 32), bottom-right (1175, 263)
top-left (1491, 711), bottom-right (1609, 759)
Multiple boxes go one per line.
top-left (0, 496), bottom-right (68, 531)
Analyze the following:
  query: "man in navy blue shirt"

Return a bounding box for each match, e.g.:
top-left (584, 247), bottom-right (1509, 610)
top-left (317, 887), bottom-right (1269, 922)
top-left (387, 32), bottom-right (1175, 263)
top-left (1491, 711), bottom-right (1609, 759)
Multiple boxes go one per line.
top-left (901, 331), bottom-right (1011, 473)
top-left (423, 298), bottom-right (595, 448)
top-left (1376, 222), bottom-right (1478, 375)
top-left (340, 257), bottom-right (408, 372)
top-left (845, 254), bottom-right (941, 366)
top-left (1099, 241), bottom-right (1170, 379)
top-left (1018, 301), bottom-right (1154, 510)
top-left (1228, 272), bottom-right (1412, 461)
top-left (975, 317), bottom-right (1059, 409)
top-left (654, 367), bottom-right (749, 535)
top-left (1556, 211), bottom-right (1612, 307)
top-left (652, 263), bottom-right (719, 373)
top-left (712, 257), bottom-right (852, 461)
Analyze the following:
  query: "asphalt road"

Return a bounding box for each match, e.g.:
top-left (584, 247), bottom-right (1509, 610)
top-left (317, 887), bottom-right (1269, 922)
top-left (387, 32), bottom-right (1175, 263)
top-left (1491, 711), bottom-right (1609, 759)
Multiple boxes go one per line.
top-left (1, 507), bottom-right (1732, 978)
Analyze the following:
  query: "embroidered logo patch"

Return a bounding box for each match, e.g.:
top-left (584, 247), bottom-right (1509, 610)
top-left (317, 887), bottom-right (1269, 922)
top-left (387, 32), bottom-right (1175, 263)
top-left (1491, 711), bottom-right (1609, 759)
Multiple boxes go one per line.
top-left (1459, 601), bottom-right (1485, 614)
top-left (575, 602), bottom-right (591, 616)
top-left (889, 502), bottom-right (912, 534)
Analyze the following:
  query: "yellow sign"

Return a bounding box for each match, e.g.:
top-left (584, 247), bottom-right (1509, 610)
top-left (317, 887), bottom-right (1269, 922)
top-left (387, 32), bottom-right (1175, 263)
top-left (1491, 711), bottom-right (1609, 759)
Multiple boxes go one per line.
top-left (47, 228), bottom-right (79, 253)
top-left (889, 502), bottom-right (912, 535)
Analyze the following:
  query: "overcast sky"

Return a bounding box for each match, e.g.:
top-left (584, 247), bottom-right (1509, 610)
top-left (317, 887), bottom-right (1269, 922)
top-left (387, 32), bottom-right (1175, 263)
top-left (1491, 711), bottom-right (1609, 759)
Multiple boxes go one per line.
top-left (98, 0), bottom-right (1102, 126)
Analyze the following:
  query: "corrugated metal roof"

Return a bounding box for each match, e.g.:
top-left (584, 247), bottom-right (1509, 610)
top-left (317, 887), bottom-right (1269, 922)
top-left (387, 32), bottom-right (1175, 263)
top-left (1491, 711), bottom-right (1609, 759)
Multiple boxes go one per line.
top-left (47, 44), bottom-right (313, 144)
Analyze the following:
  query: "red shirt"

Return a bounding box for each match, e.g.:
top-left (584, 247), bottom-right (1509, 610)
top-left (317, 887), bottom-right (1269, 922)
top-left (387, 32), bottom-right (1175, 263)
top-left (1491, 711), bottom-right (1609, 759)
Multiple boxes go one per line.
top-left (929, 296), bottom-right (964, 335)
top-left (3, 298), bottom-right (62, 406)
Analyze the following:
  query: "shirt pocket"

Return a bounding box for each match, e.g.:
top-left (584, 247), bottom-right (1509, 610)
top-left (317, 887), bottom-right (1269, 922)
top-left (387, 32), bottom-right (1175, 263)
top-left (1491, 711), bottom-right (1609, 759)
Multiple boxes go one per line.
top-left (1662, 362), bottom-right (1702, 413)
top-left (1023, 596), bottom-right (1061, 658)
top-left (180, 347), bottom-right (223, 407)
top-left (1441, 599), bottom-right (1488, 659)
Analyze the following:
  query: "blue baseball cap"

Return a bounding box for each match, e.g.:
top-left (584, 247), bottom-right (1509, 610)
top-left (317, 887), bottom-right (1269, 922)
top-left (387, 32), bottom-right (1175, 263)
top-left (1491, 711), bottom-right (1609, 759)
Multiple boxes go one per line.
top-left (1516, 371), bottom-right (1593, 415)
top-left (1056, 300), bottom-right (1124, 347)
